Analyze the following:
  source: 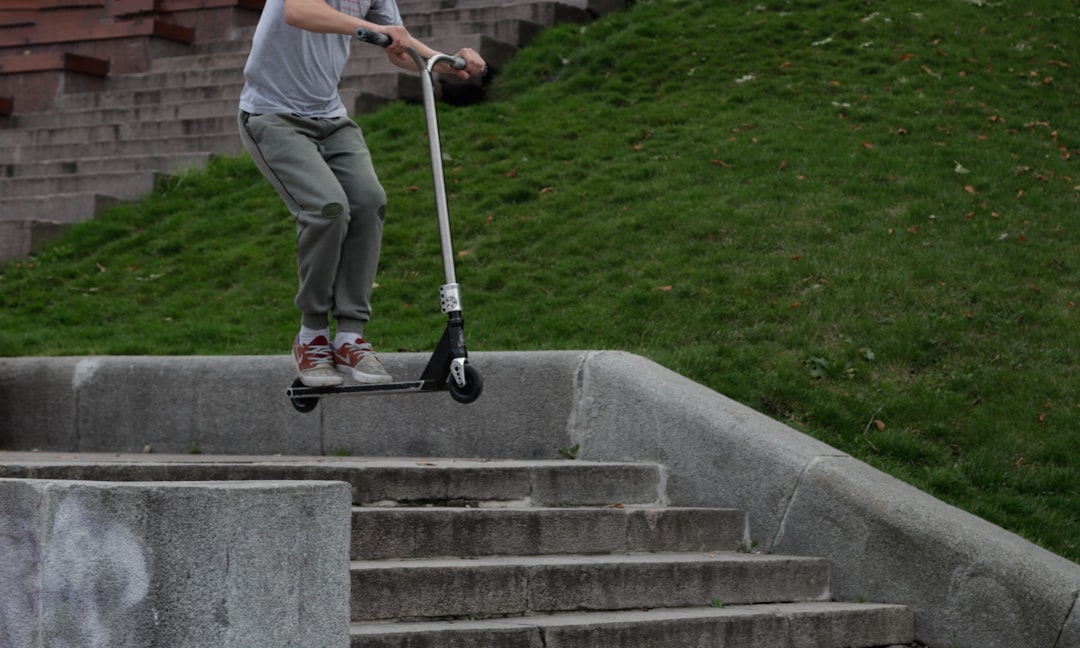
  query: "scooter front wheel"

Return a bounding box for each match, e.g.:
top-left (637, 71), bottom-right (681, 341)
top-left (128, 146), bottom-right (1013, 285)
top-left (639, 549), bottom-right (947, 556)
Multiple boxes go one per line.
top-left (449, 364), bottom-right (483, 404)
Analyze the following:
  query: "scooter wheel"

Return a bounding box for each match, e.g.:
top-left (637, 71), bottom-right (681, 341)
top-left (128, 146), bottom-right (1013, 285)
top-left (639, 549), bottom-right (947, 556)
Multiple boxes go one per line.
top-left (290, 378), bottom-right (320, 413)
top-left (449, 364), bottom-right (483, 404)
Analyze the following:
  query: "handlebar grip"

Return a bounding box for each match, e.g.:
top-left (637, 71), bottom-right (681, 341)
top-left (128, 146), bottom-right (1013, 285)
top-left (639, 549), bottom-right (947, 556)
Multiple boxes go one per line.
top-left (355, 28), bottom-right (392, 48)
top-left (450, 56), bottom-right (467, 71)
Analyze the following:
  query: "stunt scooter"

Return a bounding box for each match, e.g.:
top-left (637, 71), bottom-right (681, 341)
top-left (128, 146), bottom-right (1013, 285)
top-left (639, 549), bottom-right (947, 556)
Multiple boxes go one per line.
top-left (288, 29), bottom-right (483, 413)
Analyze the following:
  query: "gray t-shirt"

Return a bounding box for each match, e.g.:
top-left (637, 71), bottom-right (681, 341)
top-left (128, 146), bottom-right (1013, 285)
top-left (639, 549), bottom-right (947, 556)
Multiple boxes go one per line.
top-left (239, 0), bottom-right (403, 117)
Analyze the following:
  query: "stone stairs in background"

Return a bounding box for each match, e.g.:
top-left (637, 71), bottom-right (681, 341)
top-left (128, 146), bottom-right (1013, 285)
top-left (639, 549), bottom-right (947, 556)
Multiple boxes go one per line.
top-left (0, 454), bottom-right (916, 647)
top-left (0, 0), bottom-right (610, 264)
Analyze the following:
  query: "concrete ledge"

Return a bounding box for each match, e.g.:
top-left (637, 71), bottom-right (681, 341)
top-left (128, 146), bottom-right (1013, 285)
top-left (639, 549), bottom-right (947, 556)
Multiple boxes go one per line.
top-left (771, 457), bottom-right (1080, 648)
top-left (0, 478), bottom-right (351, 648)
top-left (2, 350), bottom-right (1079, 648)
top-left (0, 353), bottom-right (579, 457)
top-left (570, 351), bottom-right (1080, 648)
top-left (569, 350), bottom-right (847, 544)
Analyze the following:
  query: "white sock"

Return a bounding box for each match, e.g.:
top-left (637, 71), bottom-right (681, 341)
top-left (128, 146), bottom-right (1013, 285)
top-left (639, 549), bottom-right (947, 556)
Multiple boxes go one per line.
top-left (334, 332), bottom-right (365, 348)
top-left (299, 326), bottom-right (330, 345)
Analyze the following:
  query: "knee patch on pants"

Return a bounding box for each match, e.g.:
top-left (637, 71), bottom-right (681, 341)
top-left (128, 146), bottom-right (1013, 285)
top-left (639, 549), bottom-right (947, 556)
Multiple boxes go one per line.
top-left (321, 202), bottom-right (345, 219)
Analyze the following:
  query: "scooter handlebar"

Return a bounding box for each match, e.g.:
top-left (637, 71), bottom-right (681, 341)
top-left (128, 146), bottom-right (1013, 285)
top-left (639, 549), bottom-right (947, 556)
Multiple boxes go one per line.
top-left (355, 27), bottom-right (392, 48)
top-left (355, 27), bottom-right (467, 71)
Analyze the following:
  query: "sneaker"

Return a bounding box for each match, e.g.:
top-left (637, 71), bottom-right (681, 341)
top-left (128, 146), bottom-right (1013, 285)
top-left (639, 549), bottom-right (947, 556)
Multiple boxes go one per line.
top-left (293, 335), bottom-right (344, 387)
top-left (334, 339), bottom-right (393, 384)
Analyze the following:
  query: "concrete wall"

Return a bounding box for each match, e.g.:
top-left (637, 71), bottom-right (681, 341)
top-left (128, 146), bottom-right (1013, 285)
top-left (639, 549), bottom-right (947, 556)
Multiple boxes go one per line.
top-left (0, 478), bottom-right (352, 648)
top-left (0, 353), bottom-right (576, 458)
top-left (1, 350), bottom-right (1078, 648)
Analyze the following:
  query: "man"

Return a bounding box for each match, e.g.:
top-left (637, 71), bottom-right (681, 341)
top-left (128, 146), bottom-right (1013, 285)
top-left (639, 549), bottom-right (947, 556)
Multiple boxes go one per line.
top-left (238, 0), bottom-right (486, 387)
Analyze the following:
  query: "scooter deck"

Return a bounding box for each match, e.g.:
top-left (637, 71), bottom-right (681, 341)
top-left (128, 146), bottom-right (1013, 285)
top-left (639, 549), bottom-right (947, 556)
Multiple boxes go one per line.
top-left (287, 379), bottom-right (433, 399)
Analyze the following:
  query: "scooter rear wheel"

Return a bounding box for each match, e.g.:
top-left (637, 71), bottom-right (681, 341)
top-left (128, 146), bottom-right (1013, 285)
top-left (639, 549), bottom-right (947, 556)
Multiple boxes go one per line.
top-left (290, 378), bottom-right (320, 413)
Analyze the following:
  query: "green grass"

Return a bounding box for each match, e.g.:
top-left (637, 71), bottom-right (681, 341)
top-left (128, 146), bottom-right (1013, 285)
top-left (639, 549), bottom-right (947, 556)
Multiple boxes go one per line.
top-left (2, 0), bottom-right (1078, 562)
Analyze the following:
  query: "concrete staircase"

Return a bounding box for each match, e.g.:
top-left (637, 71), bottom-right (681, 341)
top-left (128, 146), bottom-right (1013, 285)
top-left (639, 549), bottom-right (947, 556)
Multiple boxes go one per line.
top-left (0, 0), bottom-right (609, 263)
top-left (6, 351), bottom-right (1080, 648)
top-left (0, 453), bottom-right (916, 647)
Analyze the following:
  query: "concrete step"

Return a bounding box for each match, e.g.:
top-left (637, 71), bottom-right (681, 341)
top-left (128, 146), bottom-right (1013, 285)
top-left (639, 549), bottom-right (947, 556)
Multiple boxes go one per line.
top-left (11, 99), bottom-right (237, 129)
top-left (0, 17), bottom-right (195, 75)
top-left (2, 152), bottom-right (213, 180)
top-left (189, 25), bottom-right (257, 54)
top-left (0, 193), bottom-right (123, 225)
top-left (145, 50), bottom-right (251, 74)
top-left (0, 114), bottom-right (235, 147)
top-left (53, 81), bottom-right (241, 111)
top-left (5, 132), bottom-right (241, 165)
top-left (350, 552), bottom-right (831, 621)
top-left (96, 64), bottom-right (246, 91)
top-left (0, 455), bottom-right (668, 507)
top-left (349, 602), bottom-right (915, 648)
top-left (351, 506), bottom-right (748, 559)
top-left (0, 169), bottom-right (162, 199)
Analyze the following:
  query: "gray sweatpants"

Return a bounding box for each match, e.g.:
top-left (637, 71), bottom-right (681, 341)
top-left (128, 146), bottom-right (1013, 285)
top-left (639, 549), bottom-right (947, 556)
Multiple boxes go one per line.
top-left (238, 111), bottom-right (386, 333)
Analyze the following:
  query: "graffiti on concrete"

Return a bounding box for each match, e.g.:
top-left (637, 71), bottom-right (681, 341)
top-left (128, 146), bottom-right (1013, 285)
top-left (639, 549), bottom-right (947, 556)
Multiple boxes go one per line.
top-left (0, 493), bottom-right (150, 647)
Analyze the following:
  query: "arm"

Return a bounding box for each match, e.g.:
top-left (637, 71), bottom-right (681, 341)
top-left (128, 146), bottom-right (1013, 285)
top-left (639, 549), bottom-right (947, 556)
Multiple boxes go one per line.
top-left (281, 0), bottom-right (410, 55)
top-left (391, 37), bottom-right (487, 79)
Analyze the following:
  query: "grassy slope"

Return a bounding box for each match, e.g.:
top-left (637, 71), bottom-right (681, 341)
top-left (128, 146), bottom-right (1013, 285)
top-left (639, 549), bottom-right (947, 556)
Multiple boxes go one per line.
top-left (1, 0), bottom-right (1077, 561)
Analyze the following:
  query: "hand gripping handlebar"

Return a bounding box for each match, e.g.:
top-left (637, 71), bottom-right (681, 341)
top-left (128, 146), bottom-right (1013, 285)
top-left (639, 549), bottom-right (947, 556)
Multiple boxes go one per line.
top-left (355, 27), bottom-right (467, 72)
